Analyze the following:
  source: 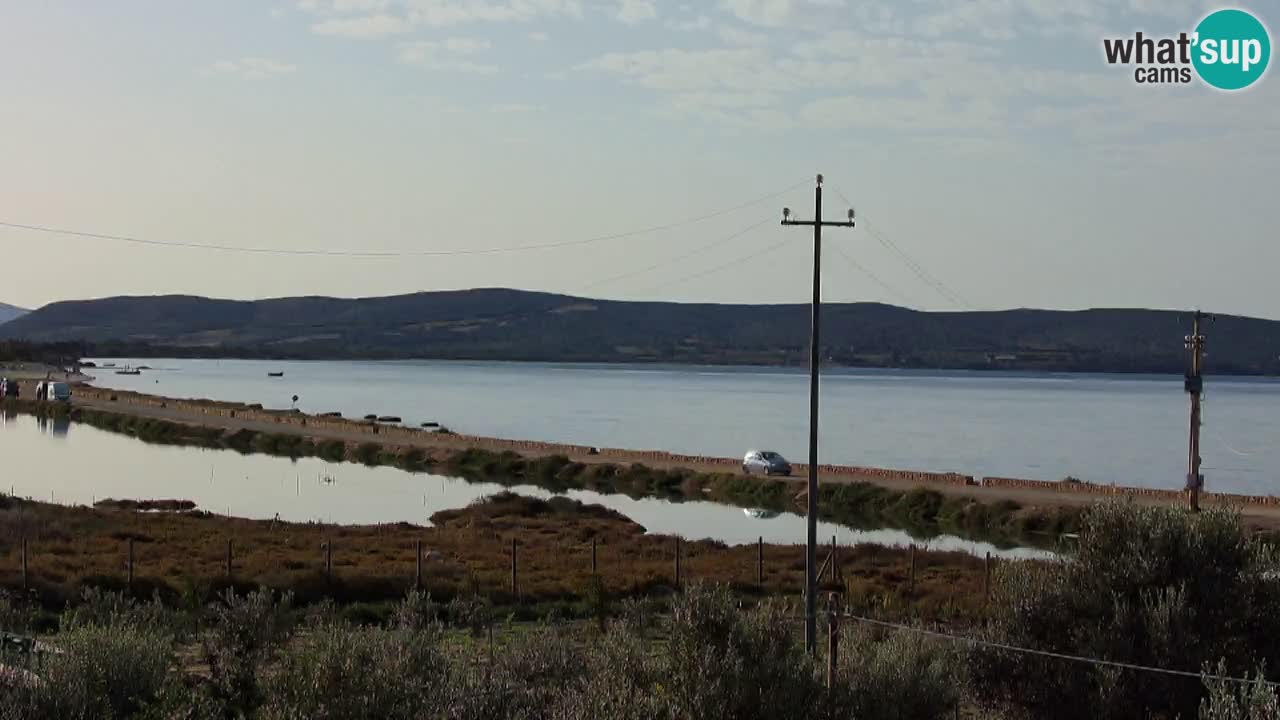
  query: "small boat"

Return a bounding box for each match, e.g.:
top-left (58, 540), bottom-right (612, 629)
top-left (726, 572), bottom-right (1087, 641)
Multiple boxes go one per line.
top-left (115, 369), bottom-right (141, 376)
top-left (267, 371), bottom-right (284, 378)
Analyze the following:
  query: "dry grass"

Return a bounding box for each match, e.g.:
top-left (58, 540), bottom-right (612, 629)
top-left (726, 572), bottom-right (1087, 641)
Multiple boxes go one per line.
top-left (0, 493), bottom-right (997, 621)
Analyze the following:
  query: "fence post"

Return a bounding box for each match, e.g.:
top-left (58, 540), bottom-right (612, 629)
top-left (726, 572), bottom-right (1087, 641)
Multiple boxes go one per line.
top-left (831, 535), bottom-right (839, 583)
top-left (674, 536), bottom-right (682, 588)
top-left (591, 537), bottom-right (598, 578)
top-left (826, 594), bottom-right (840, 689)
top-left (127, 538), bottom-right (134, 591)
top-left (226, 539), bottom-right (233, 579)
top-left (909, 544), bottom-right (917, 593)
top-left (510, 538), bottom-right (518, 598)
top-left (984, 552), bottom-right (991, 601)
top-left (21, 537), bottom-right (27, 590)
top-left (756, 536), bottom-right (763, 586)
top-left (325, 540), bottom-right (333, 584)
top-left (415, 540), bottom-right (422, 590)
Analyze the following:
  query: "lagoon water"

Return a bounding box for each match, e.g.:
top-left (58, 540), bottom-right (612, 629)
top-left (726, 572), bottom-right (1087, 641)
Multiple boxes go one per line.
top-left (0, 412), bottom-right (1045, 559)
top-left (85, 358), bottom-right (1280, 496)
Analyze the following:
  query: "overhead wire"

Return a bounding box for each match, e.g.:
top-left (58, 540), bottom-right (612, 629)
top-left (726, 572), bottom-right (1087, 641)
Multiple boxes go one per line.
top-left (829, 186), bottom-right (974, 309)
top-left (841, 613), bottom-right (1278, 688)
top-left (0, 179), bottom-right (809, 259)
top-left (828, 241), bottom-right (919, 308)
top-left (632, 233), bottom-right (795, 295)
top-left (578, 218), bottom-right (772, 292)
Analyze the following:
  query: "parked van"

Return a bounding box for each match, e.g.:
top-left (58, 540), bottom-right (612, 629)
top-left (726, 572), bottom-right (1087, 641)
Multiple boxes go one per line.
top-left (47, 382), bottom-right (71, 402)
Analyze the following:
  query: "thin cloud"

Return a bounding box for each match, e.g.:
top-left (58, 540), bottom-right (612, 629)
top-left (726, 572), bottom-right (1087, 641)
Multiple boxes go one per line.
top-left (398, 38), bottom-right (498, 73)
top-left (205, 57), bottom-right (298, 79)
top-left (311, 13), bottom-right (411, 37)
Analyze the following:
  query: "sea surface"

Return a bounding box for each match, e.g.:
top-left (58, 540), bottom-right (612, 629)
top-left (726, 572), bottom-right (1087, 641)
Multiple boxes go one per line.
top-left (85, 358), bottom-right (1280, 496)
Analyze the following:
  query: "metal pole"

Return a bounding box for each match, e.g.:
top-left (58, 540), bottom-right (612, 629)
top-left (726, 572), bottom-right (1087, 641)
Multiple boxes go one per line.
top-left (510, 538), bottom-right (518, 598)
top-left (415, 540), bottom-right (422, 590)
top-left (127, 538), bottom-right (134, 591)
top-left (591, 537), bottom-right (597, 578)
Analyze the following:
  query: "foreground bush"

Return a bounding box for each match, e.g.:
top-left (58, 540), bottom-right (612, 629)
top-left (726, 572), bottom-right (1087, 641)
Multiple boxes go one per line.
top-left (2, 624), bottom-right (173, 720)
top-left (972, 502), bottom-right (1280, 720)
top-left (259, 619), bottom-right (452, 720)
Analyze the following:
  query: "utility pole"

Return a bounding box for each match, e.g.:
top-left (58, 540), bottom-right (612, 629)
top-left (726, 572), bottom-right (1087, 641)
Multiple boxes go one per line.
top-left (1184, 310), bottom-right (1211, 511)
top-left (782, 174), bottom-right (855, 654)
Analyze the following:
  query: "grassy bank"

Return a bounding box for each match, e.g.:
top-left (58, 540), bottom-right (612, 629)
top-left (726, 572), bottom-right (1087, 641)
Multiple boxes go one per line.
top-left (0, 491), bottom-right (996, 625)
top-left (2, 398), bottom-right (1081, 547)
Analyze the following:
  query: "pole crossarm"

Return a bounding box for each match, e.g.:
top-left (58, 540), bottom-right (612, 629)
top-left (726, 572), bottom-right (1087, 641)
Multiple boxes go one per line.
top-left (781, 220), bottom-right (857, 228)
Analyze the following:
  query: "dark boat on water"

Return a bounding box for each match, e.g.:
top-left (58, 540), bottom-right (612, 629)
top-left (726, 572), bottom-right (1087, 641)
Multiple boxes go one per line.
top-left (267, 371), bottom-right (284, 378)
top-left (116, 369), bottom-right (142, 376)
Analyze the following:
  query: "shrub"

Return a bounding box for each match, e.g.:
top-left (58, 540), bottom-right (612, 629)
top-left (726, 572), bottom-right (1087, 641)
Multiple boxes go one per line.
top-left (258, 619), bottom-right (452, 720)
top-left (2, 624), bottom-right (173, 720)
top-left (971, 502), bottom-right (1280, 720)
top-left (200, 588), bottom-right (294, 716)
top-left (829, 624), bottom-right (966, 720)
top-left (1200, 662), bottom-right (1280, 720)
top-left (660, 583), bottom-right (817, 720)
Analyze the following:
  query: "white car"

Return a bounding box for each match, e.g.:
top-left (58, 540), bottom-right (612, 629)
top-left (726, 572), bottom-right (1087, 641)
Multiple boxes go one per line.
top-left (742, 449), bottom-right (792, 476)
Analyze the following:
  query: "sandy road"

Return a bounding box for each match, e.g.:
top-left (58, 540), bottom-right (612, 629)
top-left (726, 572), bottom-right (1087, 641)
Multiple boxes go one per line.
top-left (31, 383), bottom-right (1280, 530)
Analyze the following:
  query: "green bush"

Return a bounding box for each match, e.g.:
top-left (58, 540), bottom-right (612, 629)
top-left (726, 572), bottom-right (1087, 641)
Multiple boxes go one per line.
top-left (829, 624), bottom-right (965, 720)
top-left (200, 589), bottom-right (294, 716)
top-left (258, 619), bottom-right (452, 720)
top-left (971, 502), bottom-right (1280, 720)
top-left (2, 624), bottom-right (173, 720)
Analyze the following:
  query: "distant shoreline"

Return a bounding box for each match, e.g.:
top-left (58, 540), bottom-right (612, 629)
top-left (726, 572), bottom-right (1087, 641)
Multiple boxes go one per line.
top-left (78, 354), bottom-right (1280, 381)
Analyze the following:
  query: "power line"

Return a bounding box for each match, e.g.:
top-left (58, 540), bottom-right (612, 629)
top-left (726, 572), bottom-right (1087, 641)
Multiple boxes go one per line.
top-left (578, 218), bottom-right (771, 292)
top-left (0, 180), bottom-right (808, 259)
top-left (633, 234), bottom-right (795, 295)
top-left (828, 242), bottom-right (918, 308)
top-left (828, 187), bottom-right (973, 309)
top-left (841, 613), bottom-right (1278, 688)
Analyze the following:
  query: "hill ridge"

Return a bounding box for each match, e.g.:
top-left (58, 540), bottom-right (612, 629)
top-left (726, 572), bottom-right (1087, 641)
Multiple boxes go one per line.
top-left (3, 289), bottom-right (1277, 374)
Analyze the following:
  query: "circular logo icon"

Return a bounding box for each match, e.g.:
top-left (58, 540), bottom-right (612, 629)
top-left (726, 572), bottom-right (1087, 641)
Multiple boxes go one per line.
top-left (1192, 9), bottom-right (1271, 90)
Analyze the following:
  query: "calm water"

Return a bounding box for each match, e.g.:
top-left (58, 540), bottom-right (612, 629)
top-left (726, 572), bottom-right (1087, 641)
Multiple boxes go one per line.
top-left (0, 412), bottom-right (1044, 559)
top-left (87, 358), bottom-right (1280, 495)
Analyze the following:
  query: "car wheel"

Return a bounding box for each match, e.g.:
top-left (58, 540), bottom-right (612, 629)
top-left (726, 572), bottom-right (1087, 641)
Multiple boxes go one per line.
top-left (742, 464), bottom-right (751, 475)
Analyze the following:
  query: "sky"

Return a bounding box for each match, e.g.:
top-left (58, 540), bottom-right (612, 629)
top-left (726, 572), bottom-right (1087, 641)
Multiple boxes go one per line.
top-left (0, 1), bottom-right (1277, 317)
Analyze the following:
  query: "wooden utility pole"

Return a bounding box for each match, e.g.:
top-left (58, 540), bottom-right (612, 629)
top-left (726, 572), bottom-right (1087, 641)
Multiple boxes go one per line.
top-left (415, 540), bottom-right (422, 590)
top-left (782, 174), bottom-right (856, 654)
top-left (1185, 311), bottom-right (1210, 512)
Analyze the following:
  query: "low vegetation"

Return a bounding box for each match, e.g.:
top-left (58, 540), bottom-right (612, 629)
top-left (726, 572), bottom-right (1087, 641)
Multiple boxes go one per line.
top-left (0, 491), bottom-right (992, 622)
top-left (2, 502), bottom-right (1279, 718)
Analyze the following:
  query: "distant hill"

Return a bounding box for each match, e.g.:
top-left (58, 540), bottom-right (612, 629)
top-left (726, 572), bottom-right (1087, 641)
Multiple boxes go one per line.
top-left (0, 303), bottom-right (27, 326)
top-left (2, 289), bottom-right (1278, 374)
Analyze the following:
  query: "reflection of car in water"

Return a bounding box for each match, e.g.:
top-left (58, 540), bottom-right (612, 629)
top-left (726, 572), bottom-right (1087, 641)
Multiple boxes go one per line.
top-left (742, 449), bottom-right (792, 476)
top-left (743, 508), bottom-right (781, 520)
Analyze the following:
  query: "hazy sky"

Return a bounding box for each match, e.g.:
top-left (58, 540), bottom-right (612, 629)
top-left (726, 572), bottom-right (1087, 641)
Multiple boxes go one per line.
top-left (1, 1), bottom-right (1277, 317)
